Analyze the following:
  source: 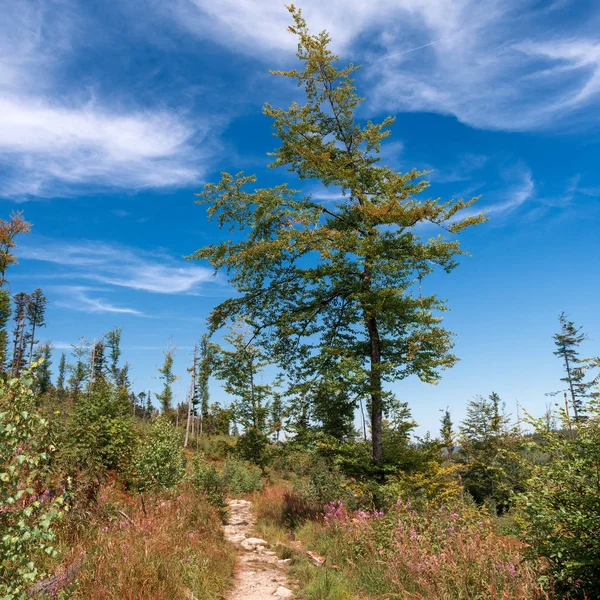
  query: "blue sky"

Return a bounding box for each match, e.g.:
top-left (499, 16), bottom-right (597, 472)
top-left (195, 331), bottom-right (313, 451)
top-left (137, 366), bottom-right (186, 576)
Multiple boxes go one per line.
top-left (1, 0), bottom-right (599, 435)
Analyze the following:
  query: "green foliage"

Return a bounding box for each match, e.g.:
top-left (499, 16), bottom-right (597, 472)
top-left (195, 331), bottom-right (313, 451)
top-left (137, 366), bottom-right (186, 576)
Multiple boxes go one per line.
top-left (458, 393), bottom-right (528, 513)
top-left (190, 6), bottom-right (485, 465)
top-left (235, 426), bottom-right (270, 465)
top-left (213, 325), bottom-right (276, 463)
top-left (551, 312), bottom-right (595, 421)
top-left (0, 372), bottom-right (67, 600)
top-left (0, 290), bottom-right (11, 373)
top-left (32, 344), bottom-right (53, 395)
top-left (132, 417), bottom-right (185, 491)
top-left (292, 457), bottom-right (358, 513)
top-left (69, 380), bottom-right (135, 472)
top-left (516, 403), bottom-right (600, 597)
top-left (189, 454), bottom-right (226, 513)
top-left (221, 457), bottom-right (263, 496)
top-left (156, 347), bottom-right (177, 414)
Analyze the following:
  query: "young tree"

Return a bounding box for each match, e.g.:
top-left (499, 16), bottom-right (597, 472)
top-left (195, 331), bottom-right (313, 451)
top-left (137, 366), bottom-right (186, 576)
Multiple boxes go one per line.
top-left (105, 326), bottom-right (125, 385)
top-left (26, 288), bottom-right (47, 367)
top-left (197, 334), bottom-right (212, 429)
top-left (214, 326), bottom-right (272, 430)
top-left (270, 392), bottom-right (283, 441)
top-left (190, 8), bottom-right (484, 464)
top-left (145, 390), bottom-right (154, 419)
top-left (551, 312), bottom-right (593, 421)
top-left (0, 212), bottom-right (31, 375)
top-left (459, 393), bottom-right (526, 513)
top-left (156, 346), bottom-right (177, 414)
top-left (90, 339), bottom-right (107, 383)
top-left (0, 212), bottom-right (31, 290)
top-left (68, 338), bottom-right (90, 396)
top-left (10, 292), bottom-right (31, 377)
top-left (0, 291), bottom-right (11, 374)
top-left (32, 341), bottom-right (53, 395)
top-left (439, 407), bottom-right (455, 460)
top-left (56, 352), bottom-right (67, 398)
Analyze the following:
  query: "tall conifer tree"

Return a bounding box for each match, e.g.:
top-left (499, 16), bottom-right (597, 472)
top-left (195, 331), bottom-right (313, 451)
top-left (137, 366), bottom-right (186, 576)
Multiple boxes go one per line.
top-left (26, 288), bottom-right (47, 367)
top-left (551, 312), bottom-right (592, 421)
top-left (156, 347), bottom-right (177, 414)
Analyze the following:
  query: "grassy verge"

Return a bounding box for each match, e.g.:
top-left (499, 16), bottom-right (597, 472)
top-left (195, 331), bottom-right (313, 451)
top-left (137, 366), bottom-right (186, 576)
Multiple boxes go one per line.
top-left (251, 484), bottom-right (553, 600)
top-left (48, 484), bottom-right (235, 600)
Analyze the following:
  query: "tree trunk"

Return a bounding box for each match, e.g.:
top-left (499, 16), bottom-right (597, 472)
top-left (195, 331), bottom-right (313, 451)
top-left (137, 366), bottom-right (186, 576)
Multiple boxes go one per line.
top-left (563, 352), bottom-right (579, 421)
top-left (28, 322), bottom-right (36, 368)
top-left (362, 259), bottom-right (383, 465)
top-left (366, 314), bottom-right (383, 465)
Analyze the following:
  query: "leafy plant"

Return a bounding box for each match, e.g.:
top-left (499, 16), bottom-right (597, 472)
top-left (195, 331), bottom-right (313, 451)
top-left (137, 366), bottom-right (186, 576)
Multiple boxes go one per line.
top-left (516, 402), bottom-right (600, 597)
top-left (189, 454), bottom-right (226, 513)
top-left (221, 458), bottom-right (262, 496)
top-left (132, 417), bottom-right (185, 491)
top-left (0, 372), bottom-right (68, 599)
top-left (68, 380), bottom-right (135, 472)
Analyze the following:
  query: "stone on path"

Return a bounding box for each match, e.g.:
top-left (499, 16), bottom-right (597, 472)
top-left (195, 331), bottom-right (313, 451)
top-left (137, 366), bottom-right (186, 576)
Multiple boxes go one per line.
top-left (224, 498), bottom-right (295, 600)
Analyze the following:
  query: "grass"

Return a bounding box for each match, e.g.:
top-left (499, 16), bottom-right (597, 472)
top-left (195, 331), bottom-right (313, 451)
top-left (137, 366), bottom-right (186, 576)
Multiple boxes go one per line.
top-left (251, 484), bottom-right (554, 600)
top-left (48, 483), bottom-right (235, 600)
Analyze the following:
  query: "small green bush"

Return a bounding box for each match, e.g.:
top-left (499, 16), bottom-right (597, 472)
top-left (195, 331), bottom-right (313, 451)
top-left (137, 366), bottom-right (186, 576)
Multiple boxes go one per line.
top-left (221, 458), bottom-right (263, 496)
top-left (235, 427), bottom-right (269, 465)
top-left (0, 373), bottom-right (68, 600)
top-left (189, 454), bottom-right (226, 512)
top-left (132, 417), bottom-right (185, 491)
top-left (68, 380), bottom-right (135, 472)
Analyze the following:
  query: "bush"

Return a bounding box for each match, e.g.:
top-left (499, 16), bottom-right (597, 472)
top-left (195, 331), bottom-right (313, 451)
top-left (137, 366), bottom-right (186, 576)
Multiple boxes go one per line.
top-left (0, 373), bottom-right (68, 600)
top-left (68, 380), bottom-right (135, 472)
top-left (515, 404), bottom-right (600, 598)
top-left (235, 427), bottom-right (269, 465)
top-left (293, 458), bottom-right (358, 512)
top-left (132, 417), bottom-right (185, 491)
top-left (189, 454), bottom-right (226, 513)
top-left (295, 499), bottom-right (550, 600)
top-left (221, 458), bottom-right (263, 496)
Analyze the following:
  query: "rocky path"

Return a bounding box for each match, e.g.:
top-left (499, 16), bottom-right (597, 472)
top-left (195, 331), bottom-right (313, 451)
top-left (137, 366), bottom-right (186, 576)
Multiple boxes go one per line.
top-left (223, 499), bottom-right (295, 600)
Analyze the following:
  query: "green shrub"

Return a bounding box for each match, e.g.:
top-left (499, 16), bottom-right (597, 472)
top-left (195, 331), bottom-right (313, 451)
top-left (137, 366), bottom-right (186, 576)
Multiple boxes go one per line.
top-left (68, 380), bottom-right (135, 472)
top-left (0, 373), bottom-right (68, 600)
top-left (221, 458), bottom-right (263, 496)
top-left (235, 427), bottom-right (269, 465)
top-left (293, 458), bottom-right (357, 511)
top-left (132, 417), bottom-right (185, 491)
top-left (515, 403), bottom-right (600, 598)
top-left (189, 454), bottom-right (226, 512)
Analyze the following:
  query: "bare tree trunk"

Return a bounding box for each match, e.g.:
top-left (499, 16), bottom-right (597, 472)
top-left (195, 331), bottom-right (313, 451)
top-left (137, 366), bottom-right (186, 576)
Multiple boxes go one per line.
top-left (359, 397), bottom-right (367, 441)
top-left (184, 345), bottom-right (198, 448)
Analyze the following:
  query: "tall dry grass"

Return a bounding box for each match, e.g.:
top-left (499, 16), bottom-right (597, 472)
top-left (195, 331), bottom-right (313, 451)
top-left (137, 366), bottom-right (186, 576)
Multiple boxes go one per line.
top-left (53, 484), bottom-right (234, 600)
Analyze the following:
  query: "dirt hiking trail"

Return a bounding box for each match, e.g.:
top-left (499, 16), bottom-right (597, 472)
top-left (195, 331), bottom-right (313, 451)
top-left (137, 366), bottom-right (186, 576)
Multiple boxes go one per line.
top-left (224, 499), bottom-right (295, 600)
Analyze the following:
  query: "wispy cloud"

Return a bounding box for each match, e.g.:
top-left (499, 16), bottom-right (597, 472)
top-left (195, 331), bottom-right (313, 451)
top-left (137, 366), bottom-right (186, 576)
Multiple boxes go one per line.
top-left (20, 239), bottom-right (216, 295)
top-left (0, 0), bottom-right (215, 199)
top-left (54, 285), bottom-right (144, 316)
top-left (484, 165), bottom-right (535, 215)
top-left (168, 0), bottom-right (600, 132)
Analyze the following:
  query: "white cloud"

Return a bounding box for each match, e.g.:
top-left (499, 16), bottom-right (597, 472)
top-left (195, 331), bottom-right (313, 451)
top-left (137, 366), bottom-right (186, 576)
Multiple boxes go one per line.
top-left (169, 0), bottom-right (600, 131)
top-left (484, 166), bottom-right (535, 214)
top-left (54, 285), bottom-right (144, 315)
top-left (0, 0), bottom-right (211, 198)
top-left (19, 240), bottom-right (215, 295)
